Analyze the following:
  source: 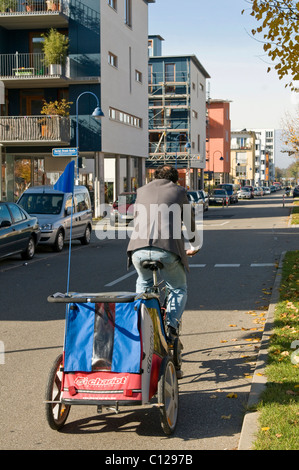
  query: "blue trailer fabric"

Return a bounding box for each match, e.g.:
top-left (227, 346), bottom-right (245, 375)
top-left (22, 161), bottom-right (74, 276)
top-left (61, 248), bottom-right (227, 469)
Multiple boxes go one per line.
top-left (111, 300), bottom-right (141, 373)
top-left (64, 303), bottom-right (95, 372)
top-left (63, 300), bottom-right (142, 373)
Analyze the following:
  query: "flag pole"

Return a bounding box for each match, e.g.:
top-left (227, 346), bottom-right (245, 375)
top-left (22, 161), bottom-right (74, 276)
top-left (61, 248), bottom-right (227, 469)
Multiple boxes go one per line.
top-left (66, 193), bottom-right (74, 294)
top-left (53, 160), bottom-right (75, 295)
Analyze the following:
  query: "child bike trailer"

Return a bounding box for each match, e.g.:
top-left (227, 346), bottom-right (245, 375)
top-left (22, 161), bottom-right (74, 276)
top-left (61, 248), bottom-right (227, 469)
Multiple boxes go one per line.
top-left (45, 292), bottom-right (179, 435)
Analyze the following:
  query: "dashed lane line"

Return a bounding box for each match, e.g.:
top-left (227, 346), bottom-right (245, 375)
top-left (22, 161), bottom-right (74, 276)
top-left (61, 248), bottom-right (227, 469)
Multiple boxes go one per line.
top-left (105, 263), bottom-right (277, 286)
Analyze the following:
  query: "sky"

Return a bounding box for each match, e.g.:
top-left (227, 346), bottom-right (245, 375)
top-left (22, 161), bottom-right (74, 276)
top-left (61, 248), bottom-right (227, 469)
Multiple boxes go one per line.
top-left (148, 0), bottom-right (298, 168)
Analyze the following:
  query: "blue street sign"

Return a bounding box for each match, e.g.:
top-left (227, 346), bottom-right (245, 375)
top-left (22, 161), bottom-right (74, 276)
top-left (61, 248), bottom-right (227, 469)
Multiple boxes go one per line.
top-left (52, 148), bottom-right (78, 157)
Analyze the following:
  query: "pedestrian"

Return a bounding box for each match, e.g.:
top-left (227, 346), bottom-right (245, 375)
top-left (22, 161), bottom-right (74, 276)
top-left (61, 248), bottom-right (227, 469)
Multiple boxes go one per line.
top-left (127, 165), bottom-right (200, 341)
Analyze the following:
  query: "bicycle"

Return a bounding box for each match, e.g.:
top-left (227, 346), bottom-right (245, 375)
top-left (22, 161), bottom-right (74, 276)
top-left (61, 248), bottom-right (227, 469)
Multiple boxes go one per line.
top-left (138, 259), bottom-right (183, 376)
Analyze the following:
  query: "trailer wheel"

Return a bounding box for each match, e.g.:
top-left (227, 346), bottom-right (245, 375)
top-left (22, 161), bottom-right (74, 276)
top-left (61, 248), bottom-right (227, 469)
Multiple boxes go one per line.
top-left (157, 356), bottom-right (178, 435)
top-left (45, 354), bottom-right (70, 430)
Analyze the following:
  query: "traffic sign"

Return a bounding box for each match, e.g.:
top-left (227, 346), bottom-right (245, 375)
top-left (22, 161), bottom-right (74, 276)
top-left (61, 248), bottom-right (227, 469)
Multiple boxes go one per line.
top-left (52, 148), bottom-right (78, 157)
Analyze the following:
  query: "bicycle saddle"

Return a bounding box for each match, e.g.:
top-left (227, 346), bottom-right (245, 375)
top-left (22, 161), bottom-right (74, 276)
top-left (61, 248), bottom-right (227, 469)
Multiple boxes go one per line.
top-left (141, 260), bottom-right (164, 271)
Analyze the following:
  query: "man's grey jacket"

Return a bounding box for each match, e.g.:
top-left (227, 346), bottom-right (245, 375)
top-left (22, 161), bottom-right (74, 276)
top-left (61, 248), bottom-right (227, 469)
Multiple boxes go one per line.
top-left (127, 178), bottom-right (200, 271)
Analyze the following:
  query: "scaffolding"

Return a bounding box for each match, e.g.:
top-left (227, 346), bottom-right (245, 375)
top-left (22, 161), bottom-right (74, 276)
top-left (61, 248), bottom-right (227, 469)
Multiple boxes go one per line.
top-left (148, 66), bottom-right (191, 168)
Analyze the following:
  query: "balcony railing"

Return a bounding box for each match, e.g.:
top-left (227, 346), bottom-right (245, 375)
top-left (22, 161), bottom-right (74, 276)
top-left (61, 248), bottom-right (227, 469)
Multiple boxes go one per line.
top-left (0, 52), bottom-right (66, 79)
top-left (0, 0), bottom-right (64, 15)
top-left (0, 115), bottom-right (70, 145)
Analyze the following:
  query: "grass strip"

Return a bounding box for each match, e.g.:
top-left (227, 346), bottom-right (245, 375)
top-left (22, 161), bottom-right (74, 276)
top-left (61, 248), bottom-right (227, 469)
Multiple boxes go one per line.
top-left (253, 251), bottom-right (299, 450)
top-left (291, 199), bottom-right (299, 225)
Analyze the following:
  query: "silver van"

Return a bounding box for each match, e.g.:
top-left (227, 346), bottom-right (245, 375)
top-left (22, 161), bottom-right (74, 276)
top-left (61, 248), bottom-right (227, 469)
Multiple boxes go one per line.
top-left (18, 185), bottom-right (92, 251)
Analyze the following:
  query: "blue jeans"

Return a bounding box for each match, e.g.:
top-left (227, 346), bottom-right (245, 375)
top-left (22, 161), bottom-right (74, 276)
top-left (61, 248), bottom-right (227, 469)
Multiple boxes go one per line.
top-left (131, 247), bottom-right (187, 329)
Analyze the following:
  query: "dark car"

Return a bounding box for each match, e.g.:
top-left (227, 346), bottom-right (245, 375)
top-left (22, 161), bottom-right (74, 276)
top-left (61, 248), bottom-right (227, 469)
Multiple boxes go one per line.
top-left (110, 192), bottom-right (136, 225)
top-left (293, 185), bottom-right (299, 198)
top-left (217, 183), bottom-right (238, 203)
top-left (209, 189), bottom-right (229, 206)
top-left (0, 202), bottom-right (40, 260)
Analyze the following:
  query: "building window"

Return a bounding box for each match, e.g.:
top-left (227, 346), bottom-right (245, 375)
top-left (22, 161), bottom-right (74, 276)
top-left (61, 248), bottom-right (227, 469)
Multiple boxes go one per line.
top-left (148, 39), bottom-right (153, 57)
top-left (135, 70), bottom-right (142, 83)
top-left (108, 51), bottom-right (118, 68)
top-left (165, 63), bottom-right (175, 82)
top-left (108, 0), bottom-right (117, 10)
top-left (192, 110), bottom-right (198, 119)
top-left (109, 107), bottom-right (142, 129)
top-left (125, 0), bottom-right (132, 27)
top-left (165, 63), bottom-right (175, 92)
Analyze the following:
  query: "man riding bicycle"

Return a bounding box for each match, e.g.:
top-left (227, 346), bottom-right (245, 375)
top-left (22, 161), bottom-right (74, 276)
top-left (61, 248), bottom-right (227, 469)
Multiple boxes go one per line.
top-left (127, 165), bottom-right (200, 342)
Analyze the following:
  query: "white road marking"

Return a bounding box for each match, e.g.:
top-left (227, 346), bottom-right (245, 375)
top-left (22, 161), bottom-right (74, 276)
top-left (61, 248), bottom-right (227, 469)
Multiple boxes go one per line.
top-left (105, 262), bottom-right (277, 286)
top-left (250, 263), bottom-right (276, 267)
top-left (105, 270), bottom-right (136, 287)
top-left (214, 264), bottom-right (240, 268)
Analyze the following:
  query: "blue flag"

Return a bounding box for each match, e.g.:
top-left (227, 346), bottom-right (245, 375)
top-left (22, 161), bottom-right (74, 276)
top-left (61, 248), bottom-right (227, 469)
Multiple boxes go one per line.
top-left (53, 160), bottom-right (75, 193)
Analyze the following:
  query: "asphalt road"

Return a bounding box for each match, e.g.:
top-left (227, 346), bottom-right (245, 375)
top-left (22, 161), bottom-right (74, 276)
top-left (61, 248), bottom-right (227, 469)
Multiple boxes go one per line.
top-left (0, 191), bottom-right (297, 451)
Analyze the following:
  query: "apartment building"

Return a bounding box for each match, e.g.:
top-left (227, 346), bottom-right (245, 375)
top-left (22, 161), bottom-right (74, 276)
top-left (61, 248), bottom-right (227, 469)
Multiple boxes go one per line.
top-left (206, 99), bottom-right (231, 186)
top-left (0, 0), bottom-right (154, 216)
top-left (252, 128), bottom-right (276, 185)
top-left (148, 35), bottom-right (210, 189)
top-left (230, 130), bottom-right (256, 186)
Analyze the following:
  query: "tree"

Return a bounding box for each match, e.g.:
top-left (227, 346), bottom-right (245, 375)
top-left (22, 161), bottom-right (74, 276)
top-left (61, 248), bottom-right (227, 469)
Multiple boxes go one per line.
top-left (242, 1), bottom-right (299, 90)
top-left (281, 106), bottom-right (299, 160)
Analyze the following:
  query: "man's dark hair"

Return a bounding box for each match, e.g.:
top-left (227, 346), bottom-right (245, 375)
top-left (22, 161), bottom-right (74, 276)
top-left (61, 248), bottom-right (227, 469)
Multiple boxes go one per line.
top-left (154, 165), bottom-right (178, 183)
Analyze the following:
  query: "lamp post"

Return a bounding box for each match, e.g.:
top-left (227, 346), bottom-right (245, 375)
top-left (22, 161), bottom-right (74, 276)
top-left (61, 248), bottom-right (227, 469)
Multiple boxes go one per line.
top-left (212, 151), bottom-right (223, 186)
top-left (75, 91), bottom-right (104, 184)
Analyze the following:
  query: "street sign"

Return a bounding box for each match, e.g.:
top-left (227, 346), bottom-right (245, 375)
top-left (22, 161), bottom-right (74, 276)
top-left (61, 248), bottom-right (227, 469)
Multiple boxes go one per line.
top-left (190, 155), bottom-right (202, 169)
top-left (52, 148), bottom-right (78, 157)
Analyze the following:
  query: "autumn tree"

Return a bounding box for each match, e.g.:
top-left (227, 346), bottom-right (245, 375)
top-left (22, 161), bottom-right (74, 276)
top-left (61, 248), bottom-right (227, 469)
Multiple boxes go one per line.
top-left (281, 106), bottom-right (299, 160)
top-left (242, 1), bottom-right (299, 90)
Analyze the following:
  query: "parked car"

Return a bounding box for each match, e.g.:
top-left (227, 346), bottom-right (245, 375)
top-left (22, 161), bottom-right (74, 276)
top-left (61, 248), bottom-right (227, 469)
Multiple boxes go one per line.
top-left (293, 185), bottom-right (299, 198)
top-left (198, 190), bottom-right (209, 211)
top-left (0, 201), bottom-right (40, 260)
top-left (110, 192), bottom-right (136, 225)
top-left (187, 190), bottom-right (204, 215)
top-left (237, 187), bottom-right (252, 199)
top-left (217, 183), bottom-right (238, 203)
top-left (243, 185), bottom-right (254, 198)
top-left (254, 186), bottom-right (263, 196)
top-left (209, 189), bottom-right (229, 206)
top-left (18, 185), bottom-right (92, 252)
top-left (262, 186), bottom-right (271, 195)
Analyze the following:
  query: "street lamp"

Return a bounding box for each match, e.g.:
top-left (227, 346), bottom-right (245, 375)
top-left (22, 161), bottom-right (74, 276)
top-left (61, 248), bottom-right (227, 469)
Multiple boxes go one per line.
top-left (75, 91), bottom-right (104, 183)
top-left (212, 151), bottom-right (223, 186)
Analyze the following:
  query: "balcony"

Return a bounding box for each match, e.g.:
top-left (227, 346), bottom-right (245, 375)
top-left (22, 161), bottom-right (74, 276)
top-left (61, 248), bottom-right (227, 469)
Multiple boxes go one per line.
top-left (0, 115), bottom-right (70, 146)
top-left (0, 52), bottom-right (69, 88)
top-left (0, 0), bottom-right (68, 29)
top-left (0, 52), bottom-right (101, 88)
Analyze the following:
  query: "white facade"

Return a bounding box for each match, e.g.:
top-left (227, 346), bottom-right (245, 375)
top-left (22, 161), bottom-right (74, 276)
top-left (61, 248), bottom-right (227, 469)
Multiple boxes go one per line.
top-left (100, 0), bottom-right (149, 158)
top-left (189, 59), bottom-right (208, 170)
top-left (252, 129), bottom-right (276, 185)
top-left (91, 0), bottom-right (154, 212)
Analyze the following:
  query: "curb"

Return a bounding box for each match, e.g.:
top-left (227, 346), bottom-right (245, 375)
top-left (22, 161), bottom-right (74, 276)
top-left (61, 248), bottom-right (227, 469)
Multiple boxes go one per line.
top-left (238, 251), bottom-right (286, 450)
